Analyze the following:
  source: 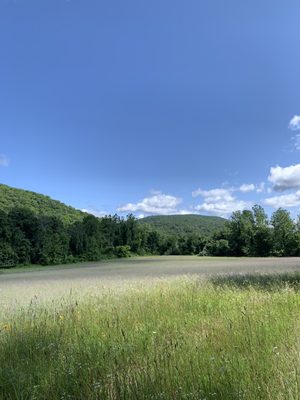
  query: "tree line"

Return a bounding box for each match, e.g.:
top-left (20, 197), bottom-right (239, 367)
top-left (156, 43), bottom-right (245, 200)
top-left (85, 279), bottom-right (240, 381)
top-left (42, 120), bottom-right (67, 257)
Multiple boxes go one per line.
top-left (0, 208), bottom-right (205, 267)
top-left (204, 205), bottom-right (300, 257)
top-left (1, 205), bottom-right (300, 267)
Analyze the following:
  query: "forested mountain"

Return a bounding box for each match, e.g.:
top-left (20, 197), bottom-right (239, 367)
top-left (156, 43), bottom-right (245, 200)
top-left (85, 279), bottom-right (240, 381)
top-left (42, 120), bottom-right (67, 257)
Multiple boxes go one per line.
top-left (139, 214), bottom-right (226, 237)
top-left (0, 184), bottom-right (84, 224)
top-left (0, 184), bottom-right (219, 267)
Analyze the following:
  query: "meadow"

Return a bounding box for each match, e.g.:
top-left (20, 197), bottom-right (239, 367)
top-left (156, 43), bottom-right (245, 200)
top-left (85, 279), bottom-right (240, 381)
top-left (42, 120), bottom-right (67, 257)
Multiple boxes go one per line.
top-left (1, 256), bottom-right (300, 399)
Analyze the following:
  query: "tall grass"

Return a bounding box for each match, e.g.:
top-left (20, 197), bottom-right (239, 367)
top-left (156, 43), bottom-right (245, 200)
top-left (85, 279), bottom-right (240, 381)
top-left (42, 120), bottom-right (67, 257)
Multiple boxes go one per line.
top-left (1, 277), bottom-right (300, 399)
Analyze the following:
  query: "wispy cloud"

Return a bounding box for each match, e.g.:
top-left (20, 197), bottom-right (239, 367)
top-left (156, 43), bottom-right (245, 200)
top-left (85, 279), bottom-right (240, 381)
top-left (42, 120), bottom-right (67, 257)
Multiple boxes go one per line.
top-left (192, 187), bottom-right (234, 201)
top-left (239, 183), bottom-right (255, 193)
top-left (81, 207), bottom-right (107, 217)
top-left (291, 134), bottom-right (300, 150)
top-left (288, 116), bottom-right (300, 150)
top-left (193, 183), bottom-right (258, 198)
top-left (0, 155), bottom-right (9, 167)
top-left (256, 182), bottom-right (265, 193)
top-left (288, 115), bottom-right (300, 131)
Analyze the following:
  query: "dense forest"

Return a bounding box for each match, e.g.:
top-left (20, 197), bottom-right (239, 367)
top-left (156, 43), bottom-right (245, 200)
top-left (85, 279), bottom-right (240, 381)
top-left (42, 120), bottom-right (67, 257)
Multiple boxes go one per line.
top-left (1, 185), bottom-right (300, 267)
top-left (0, 208), bottom-right (209, 267)
top-left (139, 214), bottom-right (226, 236)
top-left (0, 184), bottom-right (84, 224)
top-left (0, 184), bottom-right (216, 267)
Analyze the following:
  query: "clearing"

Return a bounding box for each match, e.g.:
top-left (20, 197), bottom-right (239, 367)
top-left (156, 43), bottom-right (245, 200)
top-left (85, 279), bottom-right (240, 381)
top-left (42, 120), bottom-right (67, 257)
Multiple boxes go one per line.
top-left (2, 255), bottom-right (300, 309)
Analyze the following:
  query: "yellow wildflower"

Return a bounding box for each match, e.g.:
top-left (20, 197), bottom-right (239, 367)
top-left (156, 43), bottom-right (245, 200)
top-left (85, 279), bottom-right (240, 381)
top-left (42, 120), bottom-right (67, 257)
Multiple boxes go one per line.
top-left (2, 324), bottom-right (11, 332)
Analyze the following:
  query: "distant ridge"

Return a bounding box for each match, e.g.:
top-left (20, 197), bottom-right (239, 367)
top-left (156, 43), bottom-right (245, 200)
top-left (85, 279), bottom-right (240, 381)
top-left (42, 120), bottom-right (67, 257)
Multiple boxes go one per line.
top-left (0, 184), bottom-right (227, 234)
top-left (0, 183), bottom-right (85, 224)
top-left (138, 214), bottom-right (226, 237)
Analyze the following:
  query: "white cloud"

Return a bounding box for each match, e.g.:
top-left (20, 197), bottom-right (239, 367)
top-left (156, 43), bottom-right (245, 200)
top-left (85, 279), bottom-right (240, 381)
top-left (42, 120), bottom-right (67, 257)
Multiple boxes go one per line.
top-left (117, 192), bottom-right (182, 215)
top-left (193, 184), bottom-right (259, 198)
top-left (268, 164), bottom-right (300, 191)
top-left (288, 116), bottom-right (300, 150)
top-left (288, 115), bottom-right (300, 131)
top-left (192, 186), bottom-right (252, 217)
top-left (177, 209), bottom-right (198, 215)
top-left (192, 187), bottom-right (234, 201)
top-left (264, 191), bottom-right (300, 208)
top-left (256, 182), bottom-right (265, 193)
top-left (195, 199), bottom-right (252, 218)
top-left (291, 134), bottom-right (300, 150)
top-left (239, 183), bottom-right (255, 193)
top-left (81, 208), bottom-right (107, 217)
top-left (0, 155), bottom-right (9, 167)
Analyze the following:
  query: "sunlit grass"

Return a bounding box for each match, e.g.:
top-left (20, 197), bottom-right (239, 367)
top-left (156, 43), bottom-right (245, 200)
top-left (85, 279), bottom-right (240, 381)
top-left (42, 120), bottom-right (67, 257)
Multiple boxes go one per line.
top-left (1, 276), bottom-right (300, 399)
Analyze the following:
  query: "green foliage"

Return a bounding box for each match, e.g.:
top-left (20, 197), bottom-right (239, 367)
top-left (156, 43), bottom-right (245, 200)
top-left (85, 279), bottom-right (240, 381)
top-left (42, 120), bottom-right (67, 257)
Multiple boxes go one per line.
top-left (202, 238), bottom-right (230, 256)
top-left (271, 208), bottom-right (297, 256)
top-left (0, 184), bottom-right (84, 224)
top-left (0, 242), bottom-right (18, 267)
top-left (114, 245), bottom-right (131, 257)
top-left (226, 210), bottom-right (255, 256)
top-left (204, 205), bottom-right (300, 257)
top-left (252, 205), bottom-right (272, 256)
top-left (139, 214), bottom-right (226, 237)
top-left (35, 216), bottom-right (70, 265)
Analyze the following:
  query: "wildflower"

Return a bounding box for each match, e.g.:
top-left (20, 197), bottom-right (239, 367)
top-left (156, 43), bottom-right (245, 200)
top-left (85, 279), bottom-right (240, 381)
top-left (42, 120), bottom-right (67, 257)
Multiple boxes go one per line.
top-left (59, 315), bottom-right (64, 321)
top-left (2, 324), bottom-right (11, 332)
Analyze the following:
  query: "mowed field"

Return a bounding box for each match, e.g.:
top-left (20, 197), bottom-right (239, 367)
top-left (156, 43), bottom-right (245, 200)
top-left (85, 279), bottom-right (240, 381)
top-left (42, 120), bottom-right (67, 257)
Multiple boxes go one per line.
top-left (2, 255), bottom-right (300, 293)
top-left (1, 255), bottom-right (300, 309)
top-left (2, 256), bottom-right (300, 399)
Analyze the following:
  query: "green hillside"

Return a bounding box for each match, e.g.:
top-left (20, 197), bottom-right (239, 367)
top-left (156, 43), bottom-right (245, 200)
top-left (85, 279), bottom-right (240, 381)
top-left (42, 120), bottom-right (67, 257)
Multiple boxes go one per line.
top-left (138, 214), bottom-right (226, 237)
top-left (0, 184), bottom-right (85, 224)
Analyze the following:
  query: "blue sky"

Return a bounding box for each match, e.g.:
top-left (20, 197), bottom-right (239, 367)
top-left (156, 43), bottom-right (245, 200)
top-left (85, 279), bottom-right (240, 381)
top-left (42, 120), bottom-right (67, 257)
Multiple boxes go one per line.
top-left (1, 0), bottom-right (300, 218)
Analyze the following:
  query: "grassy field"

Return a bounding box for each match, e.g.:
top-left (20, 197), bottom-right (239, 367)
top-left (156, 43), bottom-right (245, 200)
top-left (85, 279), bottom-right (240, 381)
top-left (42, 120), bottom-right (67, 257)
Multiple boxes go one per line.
top-left (1, 257), bottom-right (300, 399)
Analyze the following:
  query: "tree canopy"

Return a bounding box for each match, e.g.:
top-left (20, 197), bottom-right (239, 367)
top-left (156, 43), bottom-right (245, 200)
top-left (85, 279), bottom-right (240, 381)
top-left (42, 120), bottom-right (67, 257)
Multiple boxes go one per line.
top-left (0, 184), bottom-right (84, 224)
